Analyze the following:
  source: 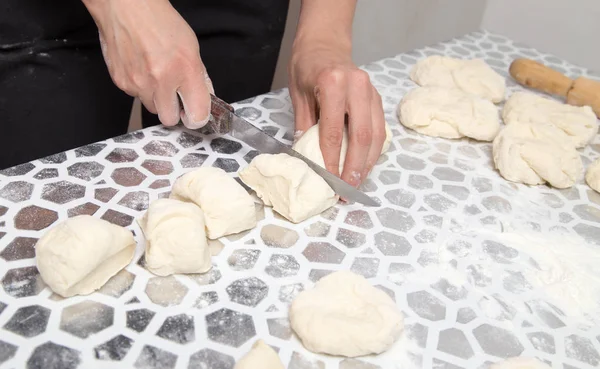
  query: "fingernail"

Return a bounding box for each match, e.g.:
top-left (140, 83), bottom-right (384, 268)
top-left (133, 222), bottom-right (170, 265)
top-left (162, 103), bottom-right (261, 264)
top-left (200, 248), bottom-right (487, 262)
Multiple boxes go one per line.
top-left (182, 112), bottom-right (210, 129)
top-left (349, 171), bottom-right (362, 188)
top-left (293, 130), bottom-right (304, 144)
top-left (205, 73), bottom-right (215, 95)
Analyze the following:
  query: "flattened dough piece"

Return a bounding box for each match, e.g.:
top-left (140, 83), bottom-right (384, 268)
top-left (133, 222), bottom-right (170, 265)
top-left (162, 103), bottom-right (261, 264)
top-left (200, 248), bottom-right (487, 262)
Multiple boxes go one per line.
top-left (586, 158), bottom-right (600, 193)
top-left (139, 198), bottom-right (211, 276)
top-left (490, 357), bottom-right (551, 369)
top-left (397, 86), bottom-right (500, 141)
top-left (410, 55), bottom-right (506, 103)
top-left (493, 122), bottom-right (583, 188)
top-left (239, 153), bottom-right (337, 223)
top-left (36, 215), bottom-right (136, 297)
top-left (292, 122), bottom-right (393, 174)
top-left (503, 91), bottom-right (597, 148)
top-left (234, 340), bottom-right (284, 369)
top-left (289, 270), bottom-right (404, 357)
top-left (170, 167), bottom-right (256, 239)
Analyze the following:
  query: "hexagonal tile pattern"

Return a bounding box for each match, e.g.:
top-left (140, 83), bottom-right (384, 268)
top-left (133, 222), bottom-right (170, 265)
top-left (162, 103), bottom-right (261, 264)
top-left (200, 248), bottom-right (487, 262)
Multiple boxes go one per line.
top-left (206, 308), bottom-right (256, 347)
top-left (111, 167), bottom-right (146, 187)
top-left (67, 162), bottom-right (104, 181)
top-left (3, 305), bottom-right (50, 337)
top-left (105, 148), bottom-right (139, 163)
top-left (126, 309), bottom-right (155, 332)
top-left (188, 348), bottom-right (235, 369)
top-left (41, 181), bottom-right (85, 204)
top-left (134, 345), bottom-right (176, 369)
top-left (0, 181), bottom-right (33, 202)
top-left (0, 237), bottom-right (37, 261)
top-left (27, 342), bottom-right (80, 369)
top-left (156, 314), bottom-right (195, 344)
top-left (60, 301), bottom-right (114, 338)
top-left (95, 335), bottom-right (133, 361)
top-left (226, 277), bottom-right (268, 307)
top-left (473, 324), bottom-right (525, 357)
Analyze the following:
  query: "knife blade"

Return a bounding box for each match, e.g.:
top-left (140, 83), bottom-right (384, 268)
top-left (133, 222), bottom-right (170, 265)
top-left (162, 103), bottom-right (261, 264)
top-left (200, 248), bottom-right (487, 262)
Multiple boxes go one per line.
top-left (206, 94), bottom-right (379, 207)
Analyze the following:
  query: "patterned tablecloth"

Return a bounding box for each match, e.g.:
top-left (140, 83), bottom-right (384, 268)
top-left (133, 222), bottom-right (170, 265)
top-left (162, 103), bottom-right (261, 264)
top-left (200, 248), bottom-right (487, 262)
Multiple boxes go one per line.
top-left (1, 30), bottom-right (600, 369)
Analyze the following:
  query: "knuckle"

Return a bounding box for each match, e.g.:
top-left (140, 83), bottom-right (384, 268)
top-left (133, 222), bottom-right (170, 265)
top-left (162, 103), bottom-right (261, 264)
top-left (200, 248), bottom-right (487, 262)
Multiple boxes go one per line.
top-left (354, 127), bottom-right (373, 146)
top-left (317, 67), bottom-right (346, 87)
top-left (351, 70), bottom-right (372, 86)
top-left (321, 128), bottom-right (344, 148)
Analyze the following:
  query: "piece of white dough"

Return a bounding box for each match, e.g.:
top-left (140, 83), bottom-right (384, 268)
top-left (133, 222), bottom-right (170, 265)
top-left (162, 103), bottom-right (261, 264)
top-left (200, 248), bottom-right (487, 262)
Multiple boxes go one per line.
top-left (36, 215), bottom-right (136, 297)
top-left (490, 357), bottom-right (551, 369)
top-left (234, 340), bottom-right (284, 369)
top-left (292, 122), bottom-right (393, 174)
top-left (289, 270), bottom-right (404, 357)
top-left (139, 198), bottom-right (211, 276)
top-left (493, 122), bottom-right (583, 188)
top-left (586, 158), bottom-right (600, 193)
top-left (239, 153), bottom-right (338, 223)
top-left (397, 86), bottom-right (501, 141)
top-left (503, 91), bottom-right (597, 148)
top-left (170, 167), bottom-right (256, 239)
top-left (410, 55), bottom-right (506, 103)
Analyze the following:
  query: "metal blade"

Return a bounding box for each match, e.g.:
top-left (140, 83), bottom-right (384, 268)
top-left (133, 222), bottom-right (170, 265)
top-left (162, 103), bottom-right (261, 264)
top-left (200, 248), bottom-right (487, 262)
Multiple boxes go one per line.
top-left (227, 112), bottom-right (380, 207)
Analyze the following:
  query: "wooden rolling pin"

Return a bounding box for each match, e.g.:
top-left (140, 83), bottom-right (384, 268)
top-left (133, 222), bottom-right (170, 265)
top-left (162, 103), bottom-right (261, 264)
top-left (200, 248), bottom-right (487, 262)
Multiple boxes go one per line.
top-left (509, 58), bottom-right (600, 118)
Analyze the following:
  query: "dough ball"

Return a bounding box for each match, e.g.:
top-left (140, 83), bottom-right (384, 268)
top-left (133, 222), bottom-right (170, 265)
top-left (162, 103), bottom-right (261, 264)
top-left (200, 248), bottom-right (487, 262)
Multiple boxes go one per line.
top-left (239, 153), bottom-right (338, 223)
top-left (139, 198), bottom-right (211, 276)
top-left (490, 357), bottom-right (551, 369)
top-left (410, 55), bottom-right (506, 103)
top-left (586, 158), bottom-right (600, 193)
top-left (234, 340), bottom-right (284, 369)
top-left (36, 215), bottom-right (136, 297)
top-left (397, 86), bottom-right (501, 141)
top-left (503, 91), bottom-right (597, 148)
top-left (292, 122), bottom-right (393, 174)
top-left (493, 122), bottom-right (583, 188)
top-left (289, 270), bottom-right (404, 357)
top-left (170, 167), bottom-right (256, 239)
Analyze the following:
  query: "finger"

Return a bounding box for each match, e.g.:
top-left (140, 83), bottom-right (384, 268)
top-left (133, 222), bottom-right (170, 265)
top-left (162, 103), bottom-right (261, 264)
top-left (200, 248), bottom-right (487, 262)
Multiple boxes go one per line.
top-left (317, 70), bottom-right (347, 176)
top-left (341, 71), bottom-right (373, 187)
top-left (177, 64), bottom-right (212, 129)
top-left (291, 89), bottom-right (318, 143)
top-left (361, 88), bottom-right (387, 180)
top-left (139, 92), bottom-right (158, 115)
top-left (153, 84), bottom-right (180, 127)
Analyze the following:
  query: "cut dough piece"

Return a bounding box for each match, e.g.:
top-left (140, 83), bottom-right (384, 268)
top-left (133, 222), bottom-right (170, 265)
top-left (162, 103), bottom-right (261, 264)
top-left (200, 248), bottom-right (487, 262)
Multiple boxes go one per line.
top-left (410, 55), bottom-right (506, 103)
top-left (170, 167), bottom-right (256, 239)
top-left (586, 158), bottom-right (600, 193)
top-left (36, 215), bottom-right (136, 297)
top-left (234, 340), bottom-right (284, 369)
top-left (239, 153), bottom-right (338, 223)
top-left (493, 122), bottom-right (583, 188)
top-left (490, 357), bottom-right (551, 369)
top-left (292, 122), bottom-right (393, 174)
top-left (503, 91), bottom-right (597, 148)
top-left (289, 270), bottom-right (404, 357)
top-left (397, 86), bottom-right (500, 141)
top-left (139, 198), bottom-right (211, 276)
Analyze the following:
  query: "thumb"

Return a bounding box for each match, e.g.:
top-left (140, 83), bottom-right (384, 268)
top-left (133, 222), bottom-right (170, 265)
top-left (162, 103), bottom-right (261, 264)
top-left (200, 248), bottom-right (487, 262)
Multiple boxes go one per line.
top-left (178, 69), bottom-right (212, 129)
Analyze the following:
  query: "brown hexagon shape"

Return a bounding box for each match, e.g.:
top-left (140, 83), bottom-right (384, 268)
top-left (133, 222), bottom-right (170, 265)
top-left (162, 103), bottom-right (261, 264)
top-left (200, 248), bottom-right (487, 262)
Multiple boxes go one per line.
top-left (143, 141), bottom-right (179, 157)
top-left (106, 148), bottom-right (139, 163)
top-left (101, 209), bottom-right (134, 227)
top-left (0, 237), bottom-right (37, 261)
top-left (67, 202), bottom-right (100, 217)
top-left (14, 206), bottom-right (58, 230)
top-left (95, 187), bottom-right (118, 203)
top-left (111, 167), bottom-right (146, 187)
top-left (142, 160), bottom-right (174, 175)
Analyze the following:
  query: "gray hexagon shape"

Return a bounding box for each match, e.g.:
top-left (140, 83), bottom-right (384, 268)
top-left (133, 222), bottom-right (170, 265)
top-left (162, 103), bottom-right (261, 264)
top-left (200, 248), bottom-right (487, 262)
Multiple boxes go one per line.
top-left (41, 181), bottom-right (86, 205)
top-left (437, 328), bottom-right (474, 359)
top-left (267, 318), bottom-right (292, 340)
top-left (397, 154), bottom-right (426, 170)
top-left (376, 208), bottom-right (416, 232)
top-left (482, 196), bottom-right (512, 213)
top-left (408, 174), bottom-right (433, 189)
top-left (384, 189), bottom-right (416, 208)
top-left (431, 279), bottom-right (468, 301)
top-left (157, 314), bottom-right (195, 344)
top-left (226, 277), bottom-right (268, 307)
top-left (265, 254), bottom-right (300, 278)
top-left (482, 240), bottom-right (518, 263)
top-left (95, 335), bottom-right (133, 361)
top-left (206, 308), bottom-right (256, 347)
top-left (134, 345), bottom-right (176, 369)
top-left (432, 167), bottom-right (465, 182)
top-left (379, 170), bottom-right (401, 185)
top-left (3, 305), bottom-right (50, 337)
top-left (143, 141), bottom-right (179, 157)
top-left (336, 228), bottom-right (366, 249)
top-left (303, 242), bottom-right (345, 264)
top-left (350, 257), bottom-right (380, 278)
top-left (27, 342), bottom-right (81, 369)
top-left (0, 340), bottom-right (17, 364)
top-left (67, 162), bottom-right (105, 181)
top-left (0, 181), bottom-right (34, 203)
top-left (344, 210), bottom-right (374, 229)
top-left (407, 291), bottom-right (446, 321)
top-left (188, 348), bottom-right (235, 369)
top-left (228, 249), bottom-right (261, 271)
top-left (473, 324), bottom-right (525, 357)
top-left (527, 332), bottom-right (556, 354)
top-left (60, 301), bottom-right (114, 338)
top-left (424, 194), bottom-right (456, 212)
top-left (565, 334), bottom-right (600, 366)
top-left (126, 309), bottom-right (155, 332)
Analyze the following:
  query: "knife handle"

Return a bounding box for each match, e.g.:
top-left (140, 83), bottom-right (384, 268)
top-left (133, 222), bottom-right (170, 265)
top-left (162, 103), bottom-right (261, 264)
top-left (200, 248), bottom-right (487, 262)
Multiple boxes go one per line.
top-left (206, 94), bottom-right (234, 134)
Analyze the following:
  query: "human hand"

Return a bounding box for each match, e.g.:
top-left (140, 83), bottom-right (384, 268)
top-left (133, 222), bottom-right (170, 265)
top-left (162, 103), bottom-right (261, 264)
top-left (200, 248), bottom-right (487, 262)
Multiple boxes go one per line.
top-left (288, 40), bottom-right (386, 187)
top-left (83, 0), bottom-right (213, 128)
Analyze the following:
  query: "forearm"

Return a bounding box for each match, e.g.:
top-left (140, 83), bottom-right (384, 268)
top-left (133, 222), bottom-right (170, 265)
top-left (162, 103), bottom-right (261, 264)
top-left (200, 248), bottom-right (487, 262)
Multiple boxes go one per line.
top-left (295, 0), bottom-right (357, 51)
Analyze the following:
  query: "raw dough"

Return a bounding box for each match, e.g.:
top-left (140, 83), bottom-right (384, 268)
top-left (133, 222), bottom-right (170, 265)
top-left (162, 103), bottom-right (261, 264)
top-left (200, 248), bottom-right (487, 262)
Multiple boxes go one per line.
top-left (586, 158), bottom-right (600, 193)
top-left (170, 167), bottom-right (256, 239)
top-left (493, 122), bottom-right (583, 188)
top-left (234, 340), bottom-right (284, 369)
top-left (239, 153), bottom-right (337, 223)
top-left (410, 55), bottom-right (506, 103)
top-left (397, 86), bottom-right (501, 141)
top-left (139, 198), bottom-right (211, 276)
top-left (503, 91), bottom-right (597, 148)
top-left (36, 215), bottom-right (136, 297)
top-left (292, 122), bottom-right (393, 174)
top-left (490, 357), bottom-right (551, 369)
top-left (289, 270), bottom-right (404, 357)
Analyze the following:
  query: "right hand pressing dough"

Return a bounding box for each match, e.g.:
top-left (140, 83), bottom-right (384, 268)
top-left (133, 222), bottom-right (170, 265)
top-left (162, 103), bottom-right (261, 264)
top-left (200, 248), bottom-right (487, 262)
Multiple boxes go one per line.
top-left (493, 122), bottom-right (582, 188)
top-left (289, 270), bottom-right (404, 357)
top-left (239, 153), bottom-right (338, 223)
top-left (410, 55), bottom-right (506, 103)
top-left (490, 357), bottom-right (551, 369)
top-left (397, 86), bottom-right (500, 141)
top-left (36, 215), bottom-right (136, 297)
top-left (586, 158), bottom-right (600, 193)
top-left (170, 167), bottom-right (256, 239)
top-left (234, 340), bottom-right (284, 369)
top-left (139, 198), bottom-right (211, 276)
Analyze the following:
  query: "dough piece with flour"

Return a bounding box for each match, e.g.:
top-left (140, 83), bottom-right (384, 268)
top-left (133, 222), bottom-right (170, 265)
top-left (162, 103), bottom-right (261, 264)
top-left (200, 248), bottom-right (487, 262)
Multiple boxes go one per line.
top-left (410, 55), bottom-right (506, 103)
top-left (493, 122), bottom-right (582, 188)
top-left (139, 198), bottom-right (211, 276)
top-left (586, 158), bottom-right (600, 193)
top-left (490, 357), bottom-right (551, 369)
top-left (170, 167), bottom-right (256, 239)
top-left (239, 153), bottom-right (337, 223)
top-left (234, 340), bottom-right (284, 369)
top-left (292, 122), bottom-right (393, 174)
top-left (503, 91), bottom-right (597, 148)
top-left (36, 215), bottom-right (136, 297)
top-left (289, 270), bottom-right (404, 357)
top-left (397, 86), bottom-right (500, 141)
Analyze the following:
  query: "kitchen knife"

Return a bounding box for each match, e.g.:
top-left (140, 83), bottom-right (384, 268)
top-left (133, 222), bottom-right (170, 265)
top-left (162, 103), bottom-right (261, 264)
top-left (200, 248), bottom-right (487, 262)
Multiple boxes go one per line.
top-left (205, 94), bottom-right (380, 207)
